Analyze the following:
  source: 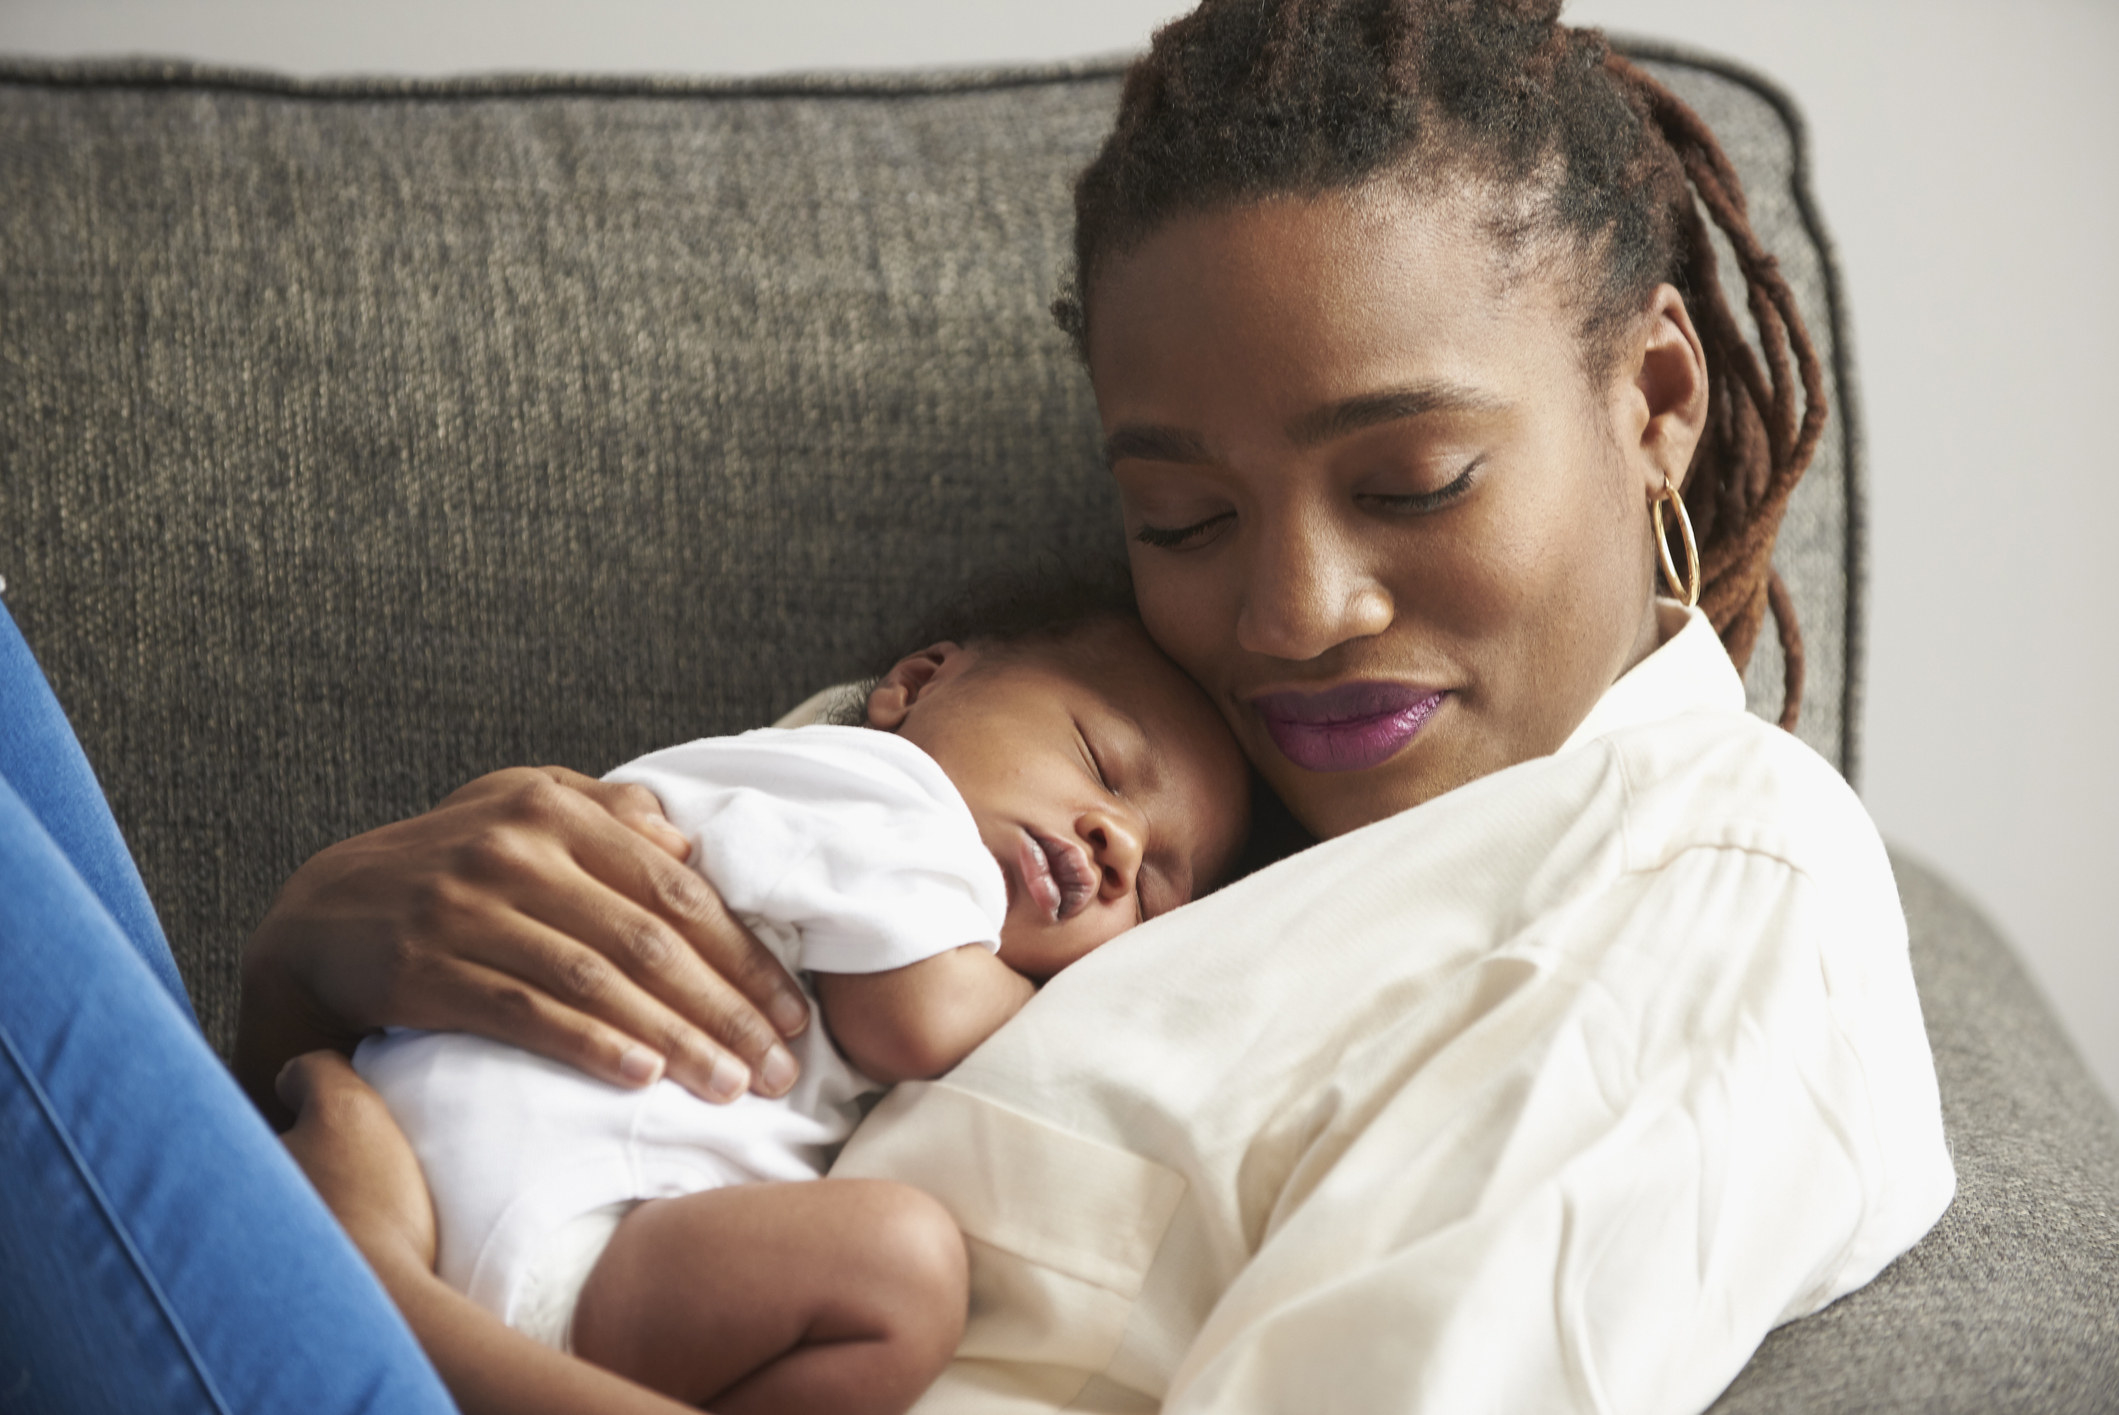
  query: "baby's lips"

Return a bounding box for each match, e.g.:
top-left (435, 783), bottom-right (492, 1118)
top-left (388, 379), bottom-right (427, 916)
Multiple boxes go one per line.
top-left (1015, 830), bottom-right (1065, 922)
top-left (1034, 830), bottom-right (1100, 921)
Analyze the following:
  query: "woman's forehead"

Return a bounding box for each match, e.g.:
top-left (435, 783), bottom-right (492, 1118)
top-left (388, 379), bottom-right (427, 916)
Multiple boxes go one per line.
top-left (1092, 184), bottom-right (1538, 316)
top-left (1084, 186), bottom-right (1586, 426)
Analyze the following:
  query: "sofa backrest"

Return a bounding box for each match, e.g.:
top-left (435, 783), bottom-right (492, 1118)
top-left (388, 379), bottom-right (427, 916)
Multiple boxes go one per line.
top-left (0, 50), bottom-right (1861, 1051)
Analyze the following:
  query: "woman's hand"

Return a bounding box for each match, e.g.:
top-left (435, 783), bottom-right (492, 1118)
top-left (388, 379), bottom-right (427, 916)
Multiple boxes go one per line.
top-left (236, 767), bottom-right (811, 1119)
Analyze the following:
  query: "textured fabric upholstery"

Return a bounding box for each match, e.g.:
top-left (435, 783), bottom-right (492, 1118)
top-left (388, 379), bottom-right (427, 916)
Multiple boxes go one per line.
top-left (0, 49), bottom-right (2111, 1412)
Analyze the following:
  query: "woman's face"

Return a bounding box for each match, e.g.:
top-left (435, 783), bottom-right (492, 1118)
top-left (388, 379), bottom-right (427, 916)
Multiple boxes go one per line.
top-left (1086, 182), bottom-right (1707, 838)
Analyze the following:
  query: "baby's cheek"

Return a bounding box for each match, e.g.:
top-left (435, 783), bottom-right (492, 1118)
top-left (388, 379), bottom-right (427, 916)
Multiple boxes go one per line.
top-left (1042, 916), bottom-right (1122, 979)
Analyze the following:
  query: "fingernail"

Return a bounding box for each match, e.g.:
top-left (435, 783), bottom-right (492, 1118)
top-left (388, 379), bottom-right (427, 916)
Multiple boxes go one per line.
top-left (618, 1046), bottom-right (665, 1086)
top-left (769, 994), bottom-right (811, 1037)
top-left (758, 1047), bottom-right (798, 1097)
top-left (706, 1053), bottom-right (750, 1103)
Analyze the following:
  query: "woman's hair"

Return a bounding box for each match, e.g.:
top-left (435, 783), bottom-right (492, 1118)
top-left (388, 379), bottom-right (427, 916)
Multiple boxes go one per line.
top-left (1054, 0), bottom-right (1824, 727)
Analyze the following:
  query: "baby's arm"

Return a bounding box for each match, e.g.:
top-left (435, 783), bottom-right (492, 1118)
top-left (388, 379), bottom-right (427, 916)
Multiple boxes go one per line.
top-left (813, 948), bottom-right (1034, 1084)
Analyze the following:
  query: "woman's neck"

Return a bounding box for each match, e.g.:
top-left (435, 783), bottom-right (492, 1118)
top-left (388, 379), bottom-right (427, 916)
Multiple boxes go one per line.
top-left (1622, 597), bottom-right (1687, 678)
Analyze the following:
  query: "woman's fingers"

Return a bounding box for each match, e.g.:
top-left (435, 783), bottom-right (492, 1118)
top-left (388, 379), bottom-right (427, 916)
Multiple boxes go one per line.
top-left (545, 791), bottom-right (812, 1024)
top-left (454, 771), bottom-right (812, 1090)
top-left (422, 928), bottom-right (764, 1103)
top-left (538, 767), bottom-right (694, 863)
top-left (243, 764), bottom-right (812, 1109)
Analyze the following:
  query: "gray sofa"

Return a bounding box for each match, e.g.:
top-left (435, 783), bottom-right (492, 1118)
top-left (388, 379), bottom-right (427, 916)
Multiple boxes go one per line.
top-left (1, 47), bottom-right (2113, 1412)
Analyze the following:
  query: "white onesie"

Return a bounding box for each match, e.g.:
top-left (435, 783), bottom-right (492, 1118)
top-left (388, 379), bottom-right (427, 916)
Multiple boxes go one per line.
top-left (353, 725), bottom-right (1007, 1345)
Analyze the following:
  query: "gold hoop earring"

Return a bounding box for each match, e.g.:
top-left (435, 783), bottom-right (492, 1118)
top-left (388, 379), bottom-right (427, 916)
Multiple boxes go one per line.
top-left (1653, 477), bottom-right (1701, 609)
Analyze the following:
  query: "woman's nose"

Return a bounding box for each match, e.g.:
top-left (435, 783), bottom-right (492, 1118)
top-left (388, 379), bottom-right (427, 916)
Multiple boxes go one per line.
top-left (1234, 509), bottom-right (1394, 662)
top-left (1079, 804), bottom-right (1146, 904)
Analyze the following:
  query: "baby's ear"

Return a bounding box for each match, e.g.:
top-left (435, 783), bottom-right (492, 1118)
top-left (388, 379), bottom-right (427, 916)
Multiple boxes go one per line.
top-left (865, 642), bottom-right (964, 729)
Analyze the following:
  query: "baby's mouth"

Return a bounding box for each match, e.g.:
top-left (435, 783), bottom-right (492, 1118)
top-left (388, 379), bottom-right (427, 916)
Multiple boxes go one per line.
top-left (1016, 829), bottom-right (1097, 923)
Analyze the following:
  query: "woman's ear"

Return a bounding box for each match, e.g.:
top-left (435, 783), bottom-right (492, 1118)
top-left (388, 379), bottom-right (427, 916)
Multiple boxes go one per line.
top-left (864, 642), bottom-right (965, 730)
top-left (1627, 283), bottom-right (1710, 496)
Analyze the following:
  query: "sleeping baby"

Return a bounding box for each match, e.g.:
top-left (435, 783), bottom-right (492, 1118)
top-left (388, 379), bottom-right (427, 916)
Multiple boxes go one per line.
top-left (353, 583), bottom-right (1251, 1415)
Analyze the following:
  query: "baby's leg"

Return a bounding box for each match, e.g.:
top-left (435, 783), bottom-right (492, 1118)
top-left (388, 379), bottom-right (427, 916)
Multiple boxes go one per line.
top-left (569, 1178), bottom-right (966, 1415)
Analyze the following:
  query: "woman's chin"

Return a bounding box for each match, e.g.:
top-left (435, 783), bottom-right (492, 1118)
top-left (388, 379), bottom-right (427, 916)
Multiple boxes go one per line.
top-left (1268, 765), bottom-right (1430, 840)
top-left (1264, 738), bottom-right (1496, 840)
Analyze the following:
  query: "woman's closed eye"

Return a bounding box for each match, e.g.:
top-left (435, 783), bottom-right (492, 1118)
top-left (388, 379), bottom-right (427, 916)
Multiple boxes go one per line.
top-left (1355, 457), bottom-right (1483, 516)
top-left (1134, 509), bottom-right (1235, 550)
top-left (1131, 456), bottom-right (1481, 547)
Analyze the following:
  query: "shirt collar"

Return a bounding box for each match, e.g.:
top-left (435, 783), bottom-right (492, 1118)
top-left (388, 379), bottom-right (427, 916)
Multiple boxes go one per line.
top-left (1558, 600), bottom-right (1748, 755)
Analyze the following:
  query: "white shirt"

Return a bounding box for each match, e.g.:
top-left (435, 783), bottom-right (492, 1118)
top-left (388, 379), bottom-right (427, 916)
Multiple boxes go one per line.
top-left (355, 726), bottom-right (1007, 1325)
top-left (834, 605), bottom-right (1954, 1415)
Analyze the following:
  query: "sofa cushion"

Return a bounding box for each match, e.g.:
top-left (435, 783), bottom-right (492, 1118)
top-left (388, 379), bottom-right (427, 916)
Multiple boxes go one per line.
top-left (0, 52), bottom-right (1857, 1050)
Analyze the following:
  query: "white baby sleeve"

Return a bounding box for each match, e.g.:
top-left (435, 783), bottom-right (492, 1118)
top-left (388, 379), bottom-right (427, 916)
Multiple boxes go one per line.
top-left (608, 727), bottom-right (1005, 976)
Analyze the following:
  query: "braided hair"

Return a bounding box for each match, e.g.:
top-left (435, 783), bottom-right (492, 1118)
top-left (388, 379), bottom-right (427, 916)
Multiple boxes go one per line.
top-left (1054, 0), bottom-right (1825, 728)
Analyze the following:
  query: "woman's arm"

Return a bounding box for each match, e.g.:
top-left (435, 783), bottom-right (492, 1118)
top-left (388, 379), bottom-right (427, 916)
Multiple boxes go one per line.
top-left (236, 766), bottom-right (815, 1122)
top-left (813, 947), bottom-right (1035, 1084)
top-left (278, 1051), bottom-right (704, 1415)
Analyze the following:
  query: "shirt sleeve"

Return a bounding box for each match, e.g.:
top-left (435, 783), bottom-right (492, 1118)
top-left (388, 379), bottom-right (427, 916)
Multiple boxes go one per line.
top-left (1159, 841), bottom-right (1954, 1415)
top-left (606, 728), bottom-right (1006, 976)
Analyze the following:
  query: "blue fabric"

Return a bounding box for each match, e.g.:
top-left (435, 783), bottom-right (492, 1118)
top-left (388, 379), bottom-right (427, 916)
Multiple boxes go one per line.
top-left (0, 605), bottom-right (190, 1015)
top-left (0, 601), bottom-right (456, 1414)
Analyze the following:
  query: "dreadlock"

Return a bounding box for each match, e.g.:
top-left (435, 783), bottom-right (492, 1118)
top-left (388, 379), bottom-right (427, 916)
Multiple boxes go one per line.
top-left (1054, 0), bottom-right (1825, 728)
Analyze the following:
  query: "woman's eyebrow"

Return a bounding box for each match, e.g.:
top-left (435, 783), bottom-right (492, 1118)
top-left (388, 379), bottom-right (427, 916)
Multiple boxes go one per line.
top-left (1103, 424), bottom-right (1212, 469)
top-left (1103, 382), bottom-right (1504, 468)
top-left (1284, 381), bottom-right (1505, 448)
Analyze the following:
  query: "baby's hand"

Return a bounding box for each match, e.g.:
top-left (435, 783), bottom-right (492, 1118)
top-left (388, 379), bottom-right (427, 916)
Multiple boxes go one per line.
top-left (279, 1051), bottom-right (439, 1279)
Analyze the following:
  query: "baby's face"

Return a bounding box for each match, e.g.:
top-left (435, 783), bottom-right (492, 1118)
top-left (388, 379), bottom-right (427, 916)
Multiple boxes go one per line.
top-left (874, 619), bottom-right (1251, 979)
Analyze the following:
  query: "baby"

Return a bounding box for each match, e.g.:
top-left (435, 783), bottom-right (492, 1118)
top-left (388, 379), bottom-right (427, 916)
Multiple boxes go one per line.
top-left (353, 587), bottom-right (1251, 1414)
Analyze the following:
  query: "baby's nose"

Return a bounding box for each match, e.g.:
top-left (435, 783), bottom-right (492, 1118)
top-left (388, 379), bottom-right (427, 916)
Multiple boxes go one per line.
top-left (1080, 805), bottom-right (1146, 898)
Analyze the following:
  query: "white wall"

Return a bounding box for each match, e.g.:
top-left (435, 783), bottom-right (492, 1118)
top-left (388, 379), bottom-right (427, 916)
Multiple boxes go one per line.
top-left (7, 0), bottom-right (2115, 1104)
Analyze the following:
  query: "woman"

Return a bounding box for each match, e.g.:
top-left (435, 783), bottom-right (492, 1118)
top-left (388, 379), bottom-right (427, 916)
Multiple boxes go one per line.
top-left (4, 2), bottom-right (1950, 1412)
top-left (270, 3), bottom-right (1952, 1409)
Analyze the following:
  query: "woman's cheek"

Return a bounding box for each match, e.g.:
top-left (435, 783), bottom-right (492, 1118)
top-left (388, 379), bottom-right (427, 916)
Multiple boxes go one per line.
top-left (1131, 553), bottom-right (1229, 686)
top-left (1351, 518), bottom-right (1502, 664)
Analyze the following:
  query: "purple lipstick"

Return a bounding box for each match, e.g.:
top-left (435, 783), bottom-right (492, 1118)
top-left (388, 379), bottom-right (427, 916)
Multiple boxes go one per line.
top-left (1253, 682), bottom-right (1446, 773)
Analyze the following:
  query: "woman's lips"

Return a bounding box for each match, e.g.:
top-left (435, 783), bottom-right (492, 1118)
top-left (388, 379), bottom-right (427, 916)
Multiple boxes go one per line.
top-left (1015, 829), bottom-right (1096, 922)
top-left (1252, 681), bottom-right (1447, 773)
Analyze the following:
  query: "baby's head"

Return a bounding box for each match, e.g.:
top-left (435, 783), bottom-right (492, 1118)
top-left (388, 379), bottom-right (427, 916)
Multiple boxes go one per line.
top-left (860, 575), bottom-right (1250, 979)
